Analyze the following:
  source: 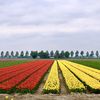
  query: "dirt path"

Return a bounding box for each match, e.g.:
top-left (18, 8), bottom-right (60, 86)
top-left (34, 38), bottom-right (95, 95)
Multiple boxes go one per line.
top-left (35, 62), bottom-right (69, 95)
top-left (58, 68), bottom-right (69, 94)
top-left (34, 69), bottom-right (50, 94)
top-left (0, 94), bottom-right (100, 100)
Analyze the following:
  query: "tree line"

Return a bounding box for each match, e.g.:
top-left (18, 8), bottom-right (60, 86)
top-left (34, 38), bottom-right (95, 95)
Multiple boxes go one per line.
top-left (0, 50), bottom-right (99, 59)
top-left (0, 51), bottom-right (29, 58)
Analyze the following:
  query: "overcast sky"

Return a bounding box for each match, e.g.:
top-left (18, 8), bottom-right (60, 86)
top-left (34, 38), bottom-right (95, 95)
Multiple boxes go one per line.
top-left (0, 0), bottom-right (100, 52)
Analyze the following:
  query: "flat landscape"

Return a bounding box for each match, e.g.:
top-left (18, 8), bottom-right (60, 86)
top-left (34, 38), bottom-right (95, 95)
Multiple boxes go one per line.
top-left (69, 59), bottom-right (100, 70)
top-left (0, 0), bottom-right (100, 99)
top-left (0, 59), bottom-right (100, 100)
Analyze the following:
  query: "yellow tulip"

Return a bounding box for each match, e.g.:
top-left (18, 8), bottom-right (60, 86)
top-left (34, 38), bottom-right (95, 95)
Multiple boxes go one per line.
top-left (43, 61), bottom-right (60, 93)
top-left (58, 60), bottom-right (85, 92)
top-left (5, 96), bottom-right (9, 100)
top-left (62, 60), bottom-right (100, 90)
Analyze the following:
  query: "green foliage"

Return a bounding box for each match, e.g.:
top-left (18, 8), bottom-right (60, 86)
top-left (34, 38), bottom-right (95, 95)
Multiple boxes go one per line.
top-left (11, 51), bottom-right (14, 57)
top-left (86, 51), bottom-right (89, 58)
top-left (5, 51), bottom-right (9, 58)
top-left (65, 51), bottom-right (70, 58)
top-left (25, 51), bottom-right (29, 57)
top-left (0, 50), bottom-right (100, 59)
top-left (1, 51), bottom-right (4, 58)
top-left (0, 60), bottom-right (30, 68)
top-left (70, 51), bottom-right (74, 58)
top-left (20, 51), bottom-right (24, 58)
top-left (15, 51), bottom-right (19, 57)
top-left (96, 51), bottom-right (99, 58)
top-left (54, 50), bottom-right (60, 58)
top-left (50, 50), bottom-right (54, 57)
top-left (60, 51), bottom-right (65, 58)
top-left (31, 51), bottom-right (38, 58)
top-left (38, 51), bottom-right (49, 58)
top-left (80, 51), bottom-right (84, 57)
top-left (90, 51), bottom-right (94, 57)
top-left (75, 51), bottom-right (79, 57)
top-left (69, 59), bottom-right (100, 70)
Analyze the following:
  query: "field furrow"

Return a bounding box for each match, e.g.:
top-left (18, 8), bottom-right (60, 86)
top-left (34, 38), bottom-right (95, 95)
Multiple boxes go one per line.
top-left (61, 60), bottom-right (100, 93)
top-left (0, 60), bottom-right (51, 90)
top-left (66, 61), bottom-right (100, 81)
top-left (58, 60), bottom-right (85, 92)
top-left (0, 60), bottom-right (99, 94)
top-left (16, 60), bottom-right (53, 92)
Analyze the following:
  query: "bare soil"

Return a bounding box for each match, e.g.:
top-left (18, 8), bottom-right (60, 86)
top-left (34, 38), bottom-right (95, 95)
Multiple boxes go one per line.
top-left (0, 94), bottom-right (100, 100)
top-left (58, 68), bottom-right (69, 94)
top-left (34, 69), bottom-right (50, 94)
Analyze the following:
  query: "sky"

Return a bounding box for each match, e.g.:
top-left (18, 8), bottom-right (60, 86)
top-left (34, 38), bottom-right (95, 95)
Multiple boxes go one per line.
top-left (0, 0), bottom-right (100, 52)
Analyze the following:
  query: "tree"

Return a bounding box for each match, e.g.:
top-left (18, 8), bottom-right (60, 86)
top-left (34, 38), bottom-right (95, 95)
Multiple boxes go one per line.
top-left (38, 51), bottom-right (49, 58)
top-left (45, 50), bottom-right (49, 58)
top-left (65, 51), bottom-right (70, 58)
top-left (11, 51), bottom-right (14, 58)
top-left (90, 51), bottom-right (94, 58)
top-left (86, 51), bottom-right (89, 58)
top-left (31, 51), bottom-right (38, 59)
top-left (80, 51), bottom-right (84, 58)
top-left (70, 51), bottom-right (74, 58)
top-left (20, 51), bottom-right (24, 58)
top-left (5, 51), bottom-right (9, 58)
top-left (96, 51), bottom-right (99, 58)
top-left (1, 51), bottom-right (4, 58)
top-left (15, 51), bottom-right (19, 58)
top-left (25, 51), bottom-right (29, 58)
top-left (38, 51), bottom-right (44, 58)
top-left (60, 51), bottom-right (65, 58)
top-left (50, 50), bottom-right (54, 58)
top-left (75, 51), bottom-right (79, 58)
top-left (54, 50), bottom-right (60, 58)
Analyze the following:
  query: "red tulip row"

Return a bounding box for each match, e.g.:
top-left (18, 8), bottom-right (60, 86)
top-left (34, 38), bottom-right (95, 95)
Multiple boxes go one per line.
top-left (0, 60), bottom-right (44, 83)
top-left (0, 61), bottom-right (37, 76)
top-left (0, 60), bottom-right (53, 91)
top-left (17, 61), bottom-right (53, 90)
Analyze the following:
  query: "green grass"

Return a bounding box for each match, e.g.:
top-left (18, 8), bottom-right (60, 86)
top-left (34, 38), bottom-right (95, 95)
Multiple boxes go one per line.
top-left (0, 60), bottom-right (32, 68)
top-left (68, 59), bottom-right (100, 70)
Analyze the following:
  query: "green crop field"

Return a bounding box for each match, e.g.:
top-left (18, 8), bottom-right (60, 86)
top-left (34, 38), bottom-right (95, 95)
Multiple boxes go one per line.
top-left (69, 59), bottom-right (100, 70)
top-left (0, 60), bottom-right (31, 68)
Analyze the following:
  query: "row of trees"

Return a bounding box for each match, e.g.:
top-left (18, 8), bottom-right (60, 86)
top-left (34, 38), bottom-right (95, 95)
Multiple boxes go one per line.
top-left (31, 50), bottom-right (100, 59)
top-left (0, 50), bottom-right (99, 59)
top-left (0, 51), bottom-right (29, 58)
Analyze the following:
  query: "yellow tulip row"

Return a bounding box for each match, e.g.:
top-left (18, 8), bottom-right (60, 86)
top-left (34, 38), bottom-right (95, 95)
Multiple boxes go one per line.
top-left (58, 61), bottom-right (85, 92)
top-left (66, 61), bottom-right (100, 81)
top-left (74, 63), bottom-right (100, 74)
top-left (43, 61), bottom-right (60, 93)
top-left (62, 60), bottom-right (100, 91)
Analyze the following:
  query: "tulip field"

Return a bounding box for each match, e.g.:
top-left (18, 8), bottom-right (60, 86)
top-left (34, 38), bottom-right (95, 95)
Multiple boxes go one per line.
top-left (0, 60), bottom-right (100, 94)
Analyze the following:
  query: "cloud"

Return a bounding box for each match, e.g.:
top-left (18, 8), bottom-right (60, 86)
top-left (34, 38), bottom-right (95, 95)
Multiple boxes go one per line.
top-left (0, 0), bottom-right (100, 51)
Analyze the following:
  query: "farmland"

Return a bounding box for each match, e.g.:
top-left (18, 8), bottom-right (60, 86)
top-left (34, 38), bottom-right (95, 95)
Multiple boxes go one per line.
top-left (69, 59), bottom-right (100, 70)
top-left (0, 59), bottom-right (99, 93)
top-left (0, 59), bottom-right (100, 100)
top-left (0, 60), bottom-right (31, 68)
